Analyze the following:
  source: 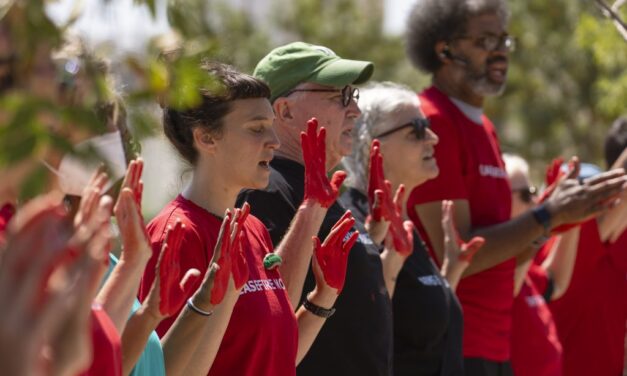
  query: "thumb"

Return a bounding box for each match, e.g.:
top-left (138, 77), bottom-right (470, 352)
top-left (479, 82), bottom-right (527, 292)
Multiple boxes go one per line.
top-left (330, 170), bottom-right (347, 191)
top-left (460, 237), bottom-right (485, 262)
top-left (564, 156), bottom-right (580, 180)
top-left (179, 268), bottom-right (202, 296)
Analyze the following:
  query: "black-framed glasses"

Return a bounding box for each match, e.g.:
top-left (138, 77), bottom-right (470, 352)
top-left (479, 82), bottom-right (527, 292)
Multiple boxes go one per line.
top-left (513, 186), bottom-right (537, 204)
top-left (374, 117), bottom-right (430, 140)
top-left (454, 33), bottom-right (516, 52)
top-left (285, 85), bottom-right (359, 107)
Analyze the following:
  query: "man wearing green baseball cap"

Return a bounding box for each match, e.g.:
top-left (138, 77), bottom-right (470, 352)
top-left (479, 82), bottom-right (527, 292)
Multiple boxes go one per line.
top-left (237, 42), bottom-right (394, 376)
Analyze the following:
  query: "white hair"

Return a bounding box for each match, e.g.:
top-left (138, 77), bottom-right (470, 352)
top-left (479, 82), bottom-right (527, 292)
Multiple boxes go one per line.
top-left (342, 82), bottom-right (421, 192)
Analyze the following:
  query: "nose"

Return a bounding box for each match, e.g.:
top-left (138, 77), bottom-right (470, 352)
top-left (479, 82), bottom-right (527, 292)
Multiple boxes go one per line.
top-left (425, 128), bottom-right (439, 145)
top-left (346, 97), bottom-right (362, 118)
top-left (267, 127), bottom-right (281, 150)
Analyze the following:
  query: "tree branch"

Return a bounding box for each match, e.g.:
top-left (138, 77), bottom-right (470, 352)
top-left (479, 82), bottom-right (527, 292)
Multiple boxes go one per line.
top-left (594, 0), bottom-right (627, 41)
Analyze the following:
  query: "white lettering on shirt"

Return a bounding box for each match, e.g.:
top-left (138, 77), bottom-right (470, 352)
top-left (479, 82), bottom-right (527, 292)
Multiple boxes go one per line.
top-left (417, 275), bottom-right (444, 286)
top-left (240, 278), bottom-right (287, 296)
top-left (525, 294), bottom-right (545, 307)
top-left (479, 164), bottom-right (508, 179)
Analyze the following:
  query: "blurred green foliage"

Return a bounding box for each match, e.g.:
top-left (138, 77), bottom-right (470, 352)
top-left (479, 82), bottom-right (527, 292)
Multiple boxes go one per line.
top-left (1, 0), bottom-right (625, 198)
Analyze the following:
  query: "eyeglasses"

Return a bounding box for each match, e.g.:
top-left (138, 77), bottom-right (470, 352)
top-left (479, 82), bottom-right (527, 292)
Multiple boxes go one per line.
top-left (285, 85), bottom-right (359, 107)
top-left (513, 186), bottom-right (537, 204)
top-left (454, 34), bottom-right (516, 52)
top-left (374, 117), bottom-right (430, 140)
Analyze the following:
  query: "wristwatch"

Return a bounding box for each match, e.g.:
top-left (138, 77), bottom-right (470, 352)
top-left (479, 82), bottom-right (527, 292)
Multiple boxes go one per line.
top-left (303, 297), bottom-right (336, 318)
top-left (532, 204), bottom-right (552, 235)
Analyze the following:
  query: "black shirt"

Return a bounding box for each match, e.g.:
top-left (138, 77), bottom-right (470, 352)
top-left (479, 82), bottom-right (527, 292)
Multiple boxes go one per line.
top-left (339, 188), bottom-right (464, 376)
top-left (237, 157), bottom-right (394, 376)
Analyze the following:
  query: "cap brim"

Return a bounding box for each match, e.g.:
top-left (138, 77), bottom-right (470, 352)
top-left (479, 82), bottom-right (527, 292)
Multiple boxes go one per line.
top-left (310, 58), bottom-right (374, 87)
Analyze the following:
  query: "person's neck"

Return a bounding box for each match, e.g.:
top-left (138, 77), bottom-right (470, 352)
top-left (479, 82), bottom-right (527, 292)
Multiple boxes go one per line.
top-left (433, 72), bottom-right (484, 108)
top-left (0, 189), bottom-right (18, 207)
top-left (182, 164), bottom-right (239, 218)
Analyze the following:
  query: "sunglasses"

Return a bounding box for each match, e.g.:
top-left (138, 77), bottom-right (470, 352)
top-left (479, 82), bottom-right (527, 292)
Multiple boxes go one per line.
top-left (513, 186), bottom-right (537, 204)
top-left (285, 85), bottom-right (359, 107)
top-left (374, 117), bottom-right (430, 140)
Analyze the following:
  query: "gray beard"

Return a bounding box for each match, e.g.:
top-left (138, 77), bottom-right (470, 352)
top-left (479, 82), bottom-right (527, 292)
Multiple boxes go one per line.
top-left (464, 67), bottom-right (507, 97)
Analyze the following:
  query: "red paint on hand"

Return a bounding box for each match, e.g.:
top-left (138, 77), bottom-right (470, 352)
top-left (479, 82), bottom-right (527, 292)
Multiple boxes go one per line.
top-left (231, 204), bottom-right (250, 289)
top-left (458, 237), bottom-right (485, 263)
top-left (367, 140), bottom-right (413, 257)
top-left (209, 212), bottom-right (233, 305)
top-left (159, 219), bottom-right (200, 316)
top-left (313, 211), bottom-right (359, 294)
top-left (301, 118), bottom-right (346, 208)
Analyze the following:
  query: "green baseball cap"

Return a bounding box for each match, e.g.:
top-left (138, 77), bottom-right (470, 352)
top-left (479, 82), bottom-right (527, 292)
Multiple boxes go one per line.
top-left (254, 41), bottom-right (374, 102)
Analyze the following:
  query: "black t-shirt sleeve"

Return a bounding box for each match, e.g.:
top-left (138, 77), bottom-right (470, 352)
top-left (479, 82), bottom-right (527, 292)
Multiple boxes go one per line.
top-left (236, 188), bottom-right (296, 247)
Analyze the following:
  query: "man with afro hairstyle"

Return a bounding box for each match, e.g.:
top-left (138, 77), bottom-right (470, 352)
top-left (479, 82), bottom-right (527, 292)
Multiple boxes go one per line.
top-left (404, 1), bottom-right (627, 375)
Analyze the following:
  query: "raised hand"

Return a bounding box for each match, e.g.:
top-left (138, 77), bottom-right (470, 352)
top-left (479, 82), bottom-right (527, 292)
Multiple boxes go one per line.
top-left (0, 193), bottom-right (108, 376)
top-left (441, 200), bottom-right (484, 266)
top-left (230, 203), bottom-right (250, 289)
top-left (113, 159), bottom-right (151, 264)
top-left (302, 118), bottom-right (346, 207)
top-left (542, 157), bottom-right (626, 234)
top-left (312, 211), bottom-right (359, 294)
top-left (367, 140), bottom-right (413, 255)
top-left (156, 220), bottom-right (202, 317)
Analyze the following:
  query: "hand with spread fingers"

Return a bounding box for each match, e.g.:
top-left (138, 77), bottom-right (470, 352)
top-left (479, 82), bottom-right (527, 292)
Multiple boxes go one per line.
top-left (367, 140), bottom-right (413, 255)
top-left (114, 159), bottom-right (152, 264)
top-left (312, 211), bottom-right (359, 294)
top-left (543, 156), bottom-right (627, 232)
top-left (302, 118), bottom-right (346, 208)
top-left (440, 200), bottom-right (484, 289)
top-left (0, 193), bottom-right (110, 376)
top-left (153, 220), bottom-right (202, 317)
top-left (365, 140), bottom-right (391, 243)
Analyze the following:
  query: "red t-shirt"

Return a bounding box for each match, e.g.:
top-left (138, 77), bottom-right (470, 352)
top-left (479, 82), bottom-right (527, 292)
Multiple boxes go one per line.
top-left (407, 86), bottom-right (514, 361)
top-left (0, 203), bottom-right (16, 246)
top-left (139, 195), bottom-right (298, 376)
top-left (80, 305), bottom-right (122, 376)
top-left (511, 267), bottom-right (562, 376)
top-left (549, 220), bottom-right (626, 376)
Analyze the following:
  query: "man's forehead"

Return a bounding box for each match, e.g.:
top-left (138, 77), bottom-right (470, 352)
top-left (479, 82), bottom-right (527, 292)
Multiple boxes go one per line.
top-left (465, 12), bottom-right (508, 35)
top-left (293, 82), bottom-right (343, 90)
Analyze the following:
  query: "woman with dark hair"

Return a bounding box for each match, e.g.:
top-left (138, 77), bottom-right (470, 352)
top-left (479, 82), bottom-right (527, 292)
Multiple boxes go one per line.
top-left (342, 82), bottom-right (484, 376)
top-left (139, 61), bottom-right (357, 376)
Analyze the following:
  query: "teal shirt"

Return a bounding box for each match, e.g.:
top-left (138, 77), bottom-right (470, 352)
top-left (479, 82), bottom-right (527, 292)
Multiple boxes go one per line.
top-left (105, 254), bottom-right (166, 376)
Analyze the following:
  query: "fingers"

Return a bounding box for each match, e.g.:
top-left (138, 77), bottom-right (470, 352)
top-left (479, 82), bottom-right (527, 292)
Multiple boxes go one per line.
top-left (330, 210), bottom-right (353, 232)
top-left (325, 216), bottom-right (355, 248)
top-left (330, 170), bottom-right (347, 191)
top-left (565, 156), bottom-right (580, 180)
top-left (371, 190), bottom-right (384, 221)
top-left (393, 184), bottom-right (405, 212)
top-left (210, 210), bottom-right (231, 265)
top-left (342, 230), bottom-right (359, 253)
top-left (583, 168), bottom-right (626, 186)
top-left (459, 236), bottom-right (485, 263)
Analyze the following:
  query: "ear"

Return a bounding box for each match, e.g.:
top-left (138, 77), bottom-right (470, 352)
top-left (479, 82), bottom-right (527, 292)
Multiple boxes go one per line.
top-left (192, 127), bottom-right (217, 153)
top-left (435, 40), bottom-right (449, 63)
top-left (273, 97), bottom-right (294, 123)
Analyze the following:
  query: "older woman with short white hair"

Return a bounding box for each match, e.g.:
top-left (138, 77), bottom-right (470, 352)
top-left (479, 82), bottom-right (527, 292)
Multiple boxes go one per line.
top-left (341, 82), bottom-right (476, 376)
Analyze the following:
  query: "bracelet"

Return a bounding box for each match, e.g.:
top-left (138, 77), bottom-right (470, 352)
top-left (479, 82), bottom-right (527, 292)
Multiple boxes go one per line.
top-left (302, 296), bottom-right (336, 318)
top-left (186, 298), bottom-right (213, 317)
top-left (532, 204), bottom-right (552, 236)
